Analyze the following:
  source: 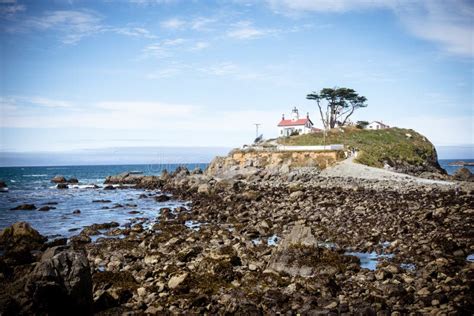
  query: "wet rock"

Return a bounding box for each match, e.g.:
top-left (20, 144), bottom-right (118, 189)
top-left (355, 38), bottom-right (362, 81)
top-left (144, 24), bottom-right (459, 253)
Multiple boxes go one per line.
top-left (38, 206), bottom-right (55, 211)
top-left (155, 194), bottom-right (171, 202)
top-left (57, 183), bottom-right (69, 189)
top-left (103, 185), bottom-right (116, 190)
top-left (0, 180), bottom-right (7, 192)
top-left (51, 175), bottom-right (67, 183)
top-left (25, 247), bottom-right (93, 315)
top-left (92, 199), bottom-right (111, 203)
top-left (68, 177), bottom-right (79, 184)
top-left (11, 204), bottom-right (36, 211)
top-left (72, 209), bottom-right (81, 214)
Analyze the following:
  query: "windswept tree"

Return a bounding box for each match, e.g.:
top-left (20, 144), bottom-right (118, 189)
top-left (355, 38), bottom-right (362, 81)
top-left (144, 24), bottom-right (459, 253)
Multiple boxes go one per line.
top-left (306, 87), bottom-right (367, 129)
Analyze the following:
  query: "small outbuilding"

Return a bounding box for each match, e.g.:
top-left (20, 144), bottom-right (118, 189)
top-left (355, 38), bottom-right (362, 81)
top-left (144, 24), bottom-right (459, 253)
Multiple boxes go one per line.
top-left (366, 121), bottom-right (390, 130)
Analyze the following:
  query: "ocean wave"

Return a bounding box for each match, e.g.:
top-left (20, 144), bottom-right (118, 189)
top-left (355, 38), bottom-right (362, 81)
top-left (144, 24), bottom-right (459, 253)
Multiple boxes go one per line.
top-left (22, 174), bottom-right (48, 177)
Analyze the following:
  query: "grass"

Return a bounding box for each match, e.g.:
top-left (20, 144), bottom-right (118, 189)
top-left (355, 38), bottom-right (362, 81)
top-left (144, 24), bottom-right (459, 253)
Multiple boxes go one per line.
top-left (278, 127), bottom-right (438, 168)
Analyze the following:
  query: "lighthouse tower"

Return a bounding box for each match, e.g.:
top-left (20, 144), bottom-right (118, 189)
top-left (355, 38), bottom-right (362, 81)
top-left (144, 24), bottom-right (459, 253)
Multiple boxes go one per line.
top-left (291, 106), bottom-right (299, 121)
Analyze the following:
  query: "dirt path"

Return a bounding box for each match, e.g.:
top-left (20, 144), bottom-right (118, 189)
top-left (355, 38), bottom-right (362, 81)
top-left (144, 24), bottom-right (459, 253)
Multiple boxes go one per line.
top-left (320, 157), bottom-right (454, 185)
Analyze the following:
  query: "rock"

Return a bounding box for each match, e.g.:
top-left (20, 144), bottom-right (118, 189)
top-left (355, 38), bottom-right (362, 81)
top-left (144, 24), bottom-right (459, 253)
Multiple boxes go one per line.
top-left (57, 183), bottom-right (69, 189)
top-left (197, 184), bottom-right (210, 194)
top-left (104, 172), bottom-right (144, 185)
top-left (68, 177), bottom-right (79, 184)
top-left (10, 204), bottom-right (36, 211)
top-left (155, 194), bottom-right (171, 202)
top-left (69, 234), bottom-right (91, 245)
top-left (137, 287), bottom-right (147, 297)
top-left (248, 264), bottom-right (257, 271)
top-left (453, 167), bottom-right (474, 181)
top-left (25, 248), bottom-right (93, 315)
top-left (73, 209), bottom-right (81, 214)
top-left (191, 167), bottom-right (203, 175)
top-left (38, 206), bottom-right (55, 211)
top-left (289, 190), bottom-right (304, 201)
top-left (103, 185), bottom-right (116, 190)
top-left (168, 272), bottom-right (189, 291)
top-left (51, 175), bottom-right (67, 183)
top-left (325, 301), bottom-right (338, 310)
top-left (92, 199), bottom-right (112, 203)
top-left (0, 222), bottom-right (46, 251)
top-left (0, 180), bottom-right (8, 192)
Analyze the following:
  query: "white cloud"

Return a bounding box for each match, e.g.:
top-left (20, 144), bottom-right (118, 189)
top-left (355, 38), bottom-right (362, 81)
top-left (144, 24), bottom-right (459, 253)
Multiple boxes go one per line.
top-left (22, 10), bottom-right (103, 44)
top-left (190, 41), bottom-right (210, 51)
top-left (111, 26), bottom-right (157, 39)
top-left (266, 0), bottom-right (474, 58)
top-left (395, 1), bottom-right (474, 58)
top-left (227, 20), bottom-right (274, 39)
top-left (0, 3), bottom-right (25, 16)
top-left (143, 39), bottom-right (185, 58)
top-left (1, 96), bottom-right (73, 108)
top-left (4, 10), bottom-right (157, 44)
top-left (266, 0), bottom-right (395, 13)
top-left (190, 17), bottom-right (216, 31)
top-left (160, 17), bottom-right (186, 30)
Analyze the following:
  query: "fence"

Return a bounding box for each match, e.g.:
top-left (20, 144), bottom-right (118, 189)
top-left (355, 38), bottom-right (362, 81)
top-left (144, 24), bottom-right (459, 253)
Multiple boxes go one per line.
top-left (241, 144), bottom-right (344, 152)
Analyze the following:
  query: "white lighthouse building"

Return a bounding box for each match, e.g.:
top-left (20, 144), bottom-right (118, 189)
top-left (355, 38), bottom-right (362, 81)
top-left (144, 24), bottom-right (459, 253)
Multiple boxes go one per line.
top-left (277, 107), bottom-right (315, 137)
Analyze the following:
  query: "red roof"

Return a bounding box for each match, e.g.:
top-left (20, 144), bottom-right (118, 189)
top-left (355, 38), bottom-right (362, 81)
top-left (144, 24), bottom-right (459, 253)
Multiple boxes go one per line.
top-left (278, 118), bottom-right (311, 127)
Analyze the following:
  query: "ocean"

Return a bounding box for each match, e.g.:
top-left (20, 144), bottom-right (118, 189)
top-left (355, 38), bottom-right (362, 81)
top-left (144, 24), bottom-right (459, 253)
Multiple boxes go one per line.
top-left (0, 160), bottom-right (471, 240)
top-left (0, 163), bottom-right (206, 239)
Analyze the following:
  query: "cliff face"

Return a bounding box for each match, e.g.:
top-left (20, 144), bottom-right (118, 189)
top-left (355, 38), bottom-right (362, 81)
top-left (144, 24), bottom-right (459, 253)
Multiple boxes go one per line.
top-left (206, 149), bottom-right (344, 178)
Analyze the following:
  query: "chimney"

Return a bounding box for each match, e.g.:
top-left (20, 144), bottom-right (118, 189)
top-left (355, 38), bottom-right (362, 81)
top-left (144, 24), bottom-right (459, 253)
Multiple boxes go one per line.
top-left (282, 114), bottom-right (285, 120)
top-left (306, 112), bottom-right (309, 119)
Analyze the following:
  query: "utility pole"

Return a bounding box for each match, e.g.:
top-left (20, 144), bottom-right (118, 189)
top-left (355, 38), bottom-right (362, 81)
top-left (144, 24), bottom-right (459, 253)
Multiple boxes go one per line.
top-left (254, 123), bottom-right (261, 138)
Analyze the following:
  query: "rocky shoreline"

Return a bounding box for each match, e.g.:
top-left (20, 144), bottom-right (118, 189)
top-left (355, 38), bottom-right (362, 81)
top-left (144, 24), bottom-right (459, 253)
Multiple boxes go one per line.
top-left (1, 164), bottom-right (473, 314)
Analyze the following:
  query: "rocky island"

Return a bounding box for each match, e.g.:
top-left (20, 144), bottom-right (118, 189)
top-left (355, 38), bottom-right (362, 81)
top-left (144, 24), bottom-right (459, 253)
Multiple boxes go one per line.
top-left (0, 128), bottom-right (473, 315)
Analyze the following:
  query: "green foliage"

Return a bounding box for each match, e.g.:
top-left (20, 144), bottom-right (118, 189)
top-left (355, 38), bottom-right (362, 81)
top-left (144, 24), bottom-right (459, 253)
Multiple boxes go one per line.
top-left (307, 87), bottom-right (368, 129)
top-left (356, 121), bottom-right (369, 129)
top-left (278, 127), bottom-right (437, 168)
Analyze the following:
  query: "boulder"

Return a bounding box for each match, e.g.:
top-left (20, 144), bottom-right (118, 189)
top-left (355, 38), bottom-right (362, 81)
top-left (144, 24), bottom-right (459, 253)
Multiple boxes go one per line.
top-left (68, 177), bottom-right (79, 184)
top-left (453, 167), bottom-right (474, 181)
top-left (11, 204), bottom-right (36, 211)
top-left (0, 222), bottom-right (46, 265)
top-left (0, 222), bottom-right (46, 251)
top-left (25, 247), bottom-right (93, 315)
top-left (0, 180), bottom-right (8, 192)
top-left (51, 175), bottom-right (67, 183)
top-left (155, 194), bottom-right (171, 202)
top-left (57, 183), bottom-right (69, 189)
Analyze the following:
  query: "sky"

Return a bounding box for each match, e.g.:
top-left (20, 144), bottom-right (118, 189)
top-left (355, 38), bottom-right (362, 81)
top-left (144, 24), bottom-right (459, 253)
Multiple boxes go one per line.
top-left (0, 0), bottom-right (473, 161)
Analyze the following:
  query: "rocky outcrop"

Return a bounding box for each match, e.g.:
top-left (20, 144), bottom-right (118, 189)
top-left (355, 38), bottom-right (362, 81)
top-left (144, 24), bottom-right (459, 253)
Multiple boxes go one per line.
top-left (51, 176), bottom-right (79, 184)
top-left (10, 204), bottom-right (36, 210)
top-left (0, 222), bottom-right (46, 265)
top-left (206, 149), bottom-right (343, 178)
top-left (453, 167), bottom-right (474, 182)
top-left (0, 222), bottom-right (46, 251)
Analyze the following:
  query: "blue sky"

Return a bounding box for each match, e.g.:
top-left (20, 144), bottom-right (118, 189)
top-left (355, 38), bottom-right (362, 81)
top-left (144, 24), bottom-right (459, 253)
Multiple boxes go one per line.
top-left (0, 0), bottom-right (473, 157)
